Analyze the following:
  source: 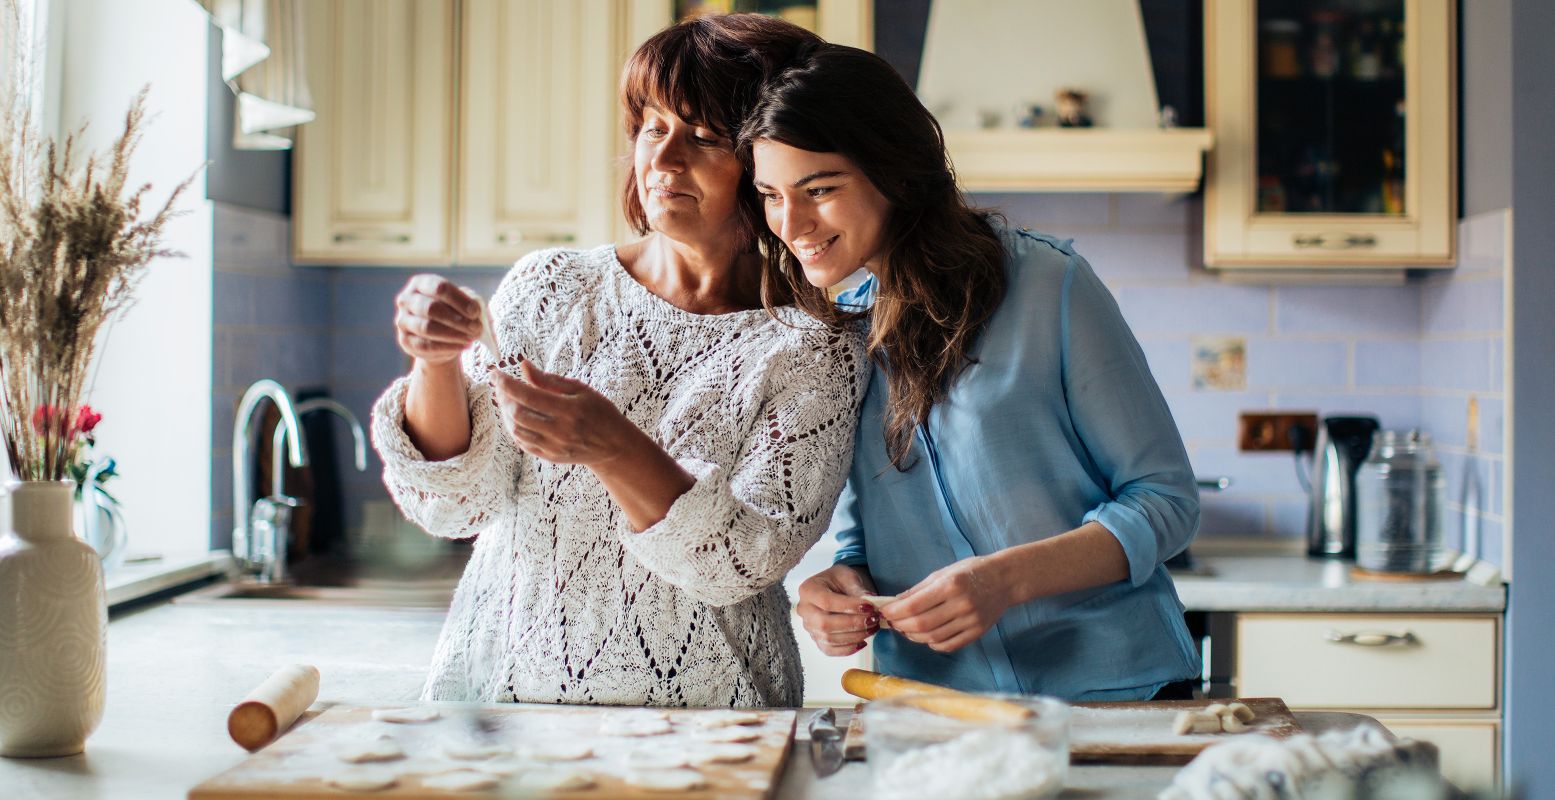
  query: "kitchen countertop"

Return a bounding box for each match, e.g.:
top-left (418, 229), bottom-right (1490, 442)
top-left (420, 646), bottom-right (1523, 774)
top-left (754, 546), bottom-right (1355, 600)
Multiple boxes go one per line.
top-left (2, 596), bottom-right (1383, 800)
top-left (1171, 555), bottom-right (1507, 613)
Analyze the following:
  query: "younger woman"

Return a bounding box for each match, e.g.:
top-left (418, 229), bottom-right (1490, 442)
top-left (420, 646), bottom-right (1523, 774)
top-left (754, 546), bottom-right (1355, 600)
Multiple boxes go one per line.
top-left (741, 44), bottom-right (1201, 700)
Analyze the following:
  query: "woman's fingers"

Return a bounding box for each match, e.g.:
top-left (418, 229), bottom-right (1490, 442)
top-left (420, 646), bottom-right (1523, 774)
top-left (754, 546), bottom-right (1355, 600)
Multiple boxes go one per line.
top-left (889, 597), bottom-right (963, 637)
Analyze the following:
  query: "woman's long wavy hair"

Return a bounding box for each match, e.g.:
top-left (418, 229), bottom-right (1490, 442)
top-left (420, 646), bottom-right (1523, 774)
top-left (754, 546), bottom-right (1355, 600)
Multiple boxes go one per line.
top-left (738, 44), bottom-right (1007, 470)
top-left (619, 14), bottom-right (821, 257)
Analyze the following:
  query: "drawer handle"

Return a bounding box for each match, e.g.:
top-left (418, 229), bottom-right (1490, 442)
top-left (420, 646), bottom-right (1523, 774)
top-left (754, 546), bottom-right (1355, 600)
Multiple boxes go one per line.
top-left (333, 231), bottom-right (412, 244)
top-left (497, 231), bottom-right (576, 245)
top-left (1325, 630), bottom-right (1418, 647)
top-left (1292, 233), bottom-right (1379, 249)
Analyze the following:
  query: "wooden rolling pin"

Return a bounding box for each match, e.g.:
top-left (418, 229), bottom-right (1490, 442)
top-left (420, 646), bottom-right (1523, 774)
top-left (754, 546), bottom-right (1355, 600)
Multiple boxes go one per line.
top-left (841, 668), bottom-right (1034, 724)
top-left (227, 664), bottom-right (320, 752)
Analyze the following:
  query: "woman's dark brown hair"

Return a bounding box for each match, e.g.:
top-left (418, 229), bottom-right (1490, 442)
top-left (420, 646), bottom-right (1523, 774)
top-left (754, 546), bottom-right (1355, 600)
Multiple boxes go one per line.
top-left (619, 14), bottom-right (822, 253)
top-left (738, 44), bottom-right (1008, 470)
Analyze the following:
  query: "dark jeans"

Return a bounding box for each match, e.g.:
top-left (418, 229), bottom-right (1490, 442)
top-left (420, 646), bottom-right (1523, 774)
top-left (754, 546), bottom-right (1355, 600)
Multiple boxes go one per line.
top-left (1151, 679), bottom-right (1198, 701)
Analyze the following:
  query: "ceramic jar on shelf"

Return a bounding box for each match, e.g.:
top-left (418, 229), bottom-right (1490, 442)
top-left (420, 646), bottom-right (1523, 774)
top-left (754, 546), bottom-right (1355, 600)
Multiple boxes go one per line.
top-left (0, 480), bottom-right (107, 758)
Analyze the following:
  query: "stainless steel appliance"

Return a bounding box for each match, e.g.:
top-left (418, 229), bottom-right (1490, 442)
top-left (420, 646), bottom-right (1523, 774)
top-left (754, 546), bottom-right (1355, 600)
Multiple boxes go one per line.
top-left (1305, 415), bottom-right (1380, 558)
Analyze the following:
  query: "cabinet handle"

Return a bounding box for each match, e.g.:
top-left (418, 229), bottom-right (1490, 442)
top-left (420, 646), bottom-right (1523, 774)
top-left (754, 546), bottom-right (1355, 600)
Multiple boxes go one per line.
top-left (1325, 630), bottom-right (1418, 647)
top-left (497, 231), bottom-right (576, 245)
top-left (1292, 233), bottom-right (1379, 249)
top-left (332, 231), bottom-right (412, 244)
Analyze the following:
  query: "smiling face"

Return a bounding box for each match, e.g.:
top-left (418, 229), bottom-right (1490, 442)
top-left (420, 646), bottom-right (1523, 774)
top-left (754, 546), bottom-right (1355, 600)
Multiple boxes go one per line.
top-left (751, 140), bottom-right (892, 289)
top-left (633, 107), bottom-right (744, 247)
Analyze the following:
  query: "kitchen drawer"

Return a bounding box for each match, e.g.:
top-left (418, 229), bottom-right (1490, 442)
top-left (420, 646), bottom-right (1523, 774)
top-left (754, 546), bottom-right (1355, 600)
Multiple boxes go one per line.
top-left (1236, 614), bottom-right (1498, 710)
top-left (1379, 719), bottom-right (1499, 792)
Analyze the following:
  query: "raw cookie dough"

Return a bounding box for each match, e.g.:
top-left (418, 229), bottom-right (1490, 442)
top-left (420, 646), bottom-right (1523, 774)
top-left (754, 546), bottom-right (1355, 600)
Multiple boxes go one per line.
top-left (528, 741), bottom-right (594, 761)
top-left (860, 594), bottom-right (898, 609)
top-left (326, 768), bottom-right (399, 792)
top-left (694, 711), bottom-right (761, 728)
top-left (600, 717), bottom-right (673, 737)
top-left (372, 707), bottom-right (441, 724)
top-left (689, 743), bottom-right (757, 765)
top-left (626, 749), bottom-right (691, 769)
top-left (422, 770), bottom-right (500, 792)
top-left (336, 737), bottom-right (406, 764)
top-left (700, 726), bottom-right (761, 743)
top-left (517, 769), bottom-right (596, 792)
top-left (625, 768), bottom-right (707, 792)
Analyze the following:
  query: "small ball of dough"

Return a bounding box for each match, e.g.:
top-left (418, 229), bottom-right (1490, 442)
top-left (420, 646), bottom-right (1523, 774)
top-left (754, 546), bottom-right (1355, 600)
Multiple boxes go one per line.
top-left (421, 770), bottom-right (500, 792)
top-left (625, 768), bottom-right (707, 792)
top-left (326, 768), bottom-right (399, 792)
top-left (528, 741), bottom-right (594, 762)
top-left (371, 706), bottom-right (441, 724)
top-left (689, 743), bottom-right (757, 765)
top-left (335, 737), bottom-right (405, 764)
top-left (700, 726), bottom-right (761, 743)
top-left (517, 769), bottom-right (596, 792)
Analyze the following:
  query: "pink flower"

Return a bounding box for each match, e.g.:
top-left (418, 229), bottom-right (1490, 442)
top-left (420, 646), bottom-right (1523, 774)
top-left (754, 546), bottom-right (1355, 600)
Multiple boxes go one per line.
top-left (73, 405), bottom-right (102, 435)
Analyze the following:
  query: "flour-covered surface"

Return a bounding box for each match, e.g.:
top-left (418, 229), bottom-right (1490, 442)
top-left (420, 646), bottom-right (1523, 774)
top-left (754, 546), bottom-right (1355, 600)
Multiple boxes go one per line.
top-left (1069, 698), bottom-right (1302, 764)
top-left (188, 704), bottom-right (795, 799)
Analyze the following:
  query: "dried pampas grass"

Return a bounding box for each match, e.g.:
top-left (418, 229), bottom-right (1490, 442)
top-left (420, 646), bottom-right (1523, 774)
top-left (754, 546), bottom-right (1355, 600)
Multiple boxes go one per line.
top-left (0, 0), bottom-right (200, 480)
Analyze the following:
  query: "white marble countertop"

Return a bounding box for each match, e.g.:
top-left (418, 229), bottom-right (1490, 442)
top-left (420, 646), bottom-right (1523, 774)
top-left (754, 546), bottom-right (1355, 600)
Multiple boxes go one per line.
top-left (1171, 555), bottom-right (1507, 613)
top-left (0, 596), bottom-right (1385, 800)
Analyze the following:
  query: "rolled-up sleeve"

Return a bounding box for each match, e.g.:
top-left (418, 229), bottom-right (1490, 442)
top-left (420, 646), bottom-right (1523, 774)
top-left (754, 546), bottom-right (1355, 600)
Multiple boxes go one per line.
top-left (1060, 255), bottom-right (1199, 587)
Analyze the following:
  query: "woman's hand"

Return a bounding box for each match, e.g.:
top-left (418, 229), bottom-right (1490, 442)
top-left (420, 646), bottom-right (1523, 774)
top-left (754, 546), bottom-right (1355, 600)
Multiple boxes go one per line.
top-left (881, 555), bottom-right (1014, 654)
top-left (394, 275), bottom-right (481, 367)
top-left (796, 564), bottom-right (880, 656)
top-left (491, 361), bottom-right (635, 466)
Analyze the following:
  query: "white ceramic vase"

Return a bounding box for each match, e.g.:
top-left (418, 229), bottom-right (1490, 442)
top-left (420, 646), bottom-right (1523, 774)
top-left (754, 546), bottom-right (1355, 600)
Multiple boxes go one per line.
top-left (0, 480), bottom-right (107, 757)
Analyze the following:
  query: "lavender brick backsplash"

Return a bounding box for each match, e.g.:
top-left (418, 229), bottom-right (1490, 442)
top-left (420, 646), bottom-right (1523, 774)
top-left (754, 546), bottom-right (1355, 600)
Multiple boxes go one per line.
top-left (210, 198), bottom-right (1509, 567)
top-left (988, 195), bottom-right (1509, 556)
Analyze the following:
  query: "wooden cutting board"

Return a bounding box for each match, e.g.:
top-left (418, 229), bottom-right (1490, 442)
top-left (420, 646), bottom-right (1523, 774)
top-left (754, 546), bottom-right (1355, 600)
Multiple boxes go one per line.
top-left (842, 697), bottom-right (1301, 766)
top-left (188, 704), bottom-right (795, 799)
top-left (1069, 697), bottom-right (1301, 764)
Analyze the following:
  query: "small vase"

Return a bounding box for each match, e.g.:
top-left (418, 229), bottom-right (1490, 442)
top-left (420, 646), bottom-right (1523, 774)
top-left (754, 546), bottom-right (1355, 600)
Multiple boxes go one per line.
top-left (0, 480), bottom-right (107, 758)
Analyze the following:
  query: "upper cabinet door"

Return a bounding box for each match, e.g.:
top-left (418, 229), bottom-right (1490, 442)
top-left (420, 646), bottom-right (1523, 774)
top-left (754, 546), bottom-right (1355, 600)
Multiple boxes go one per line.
top-left (294, 0), bottom-right (457, 265)
top-left (1204, 0), bottom-right (1455, 269)
top-left (458, 0), bottom-right (627, 265)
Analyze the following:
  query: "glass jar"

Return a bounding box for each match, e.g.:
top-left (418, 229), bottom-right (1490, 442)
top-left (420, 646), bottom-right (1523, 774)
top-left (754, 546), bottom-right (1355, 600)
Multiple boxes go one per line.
top-left (864, 693), bottom-right (1070, 800)
top-left (1355, 430), bottom-right (1447, 573)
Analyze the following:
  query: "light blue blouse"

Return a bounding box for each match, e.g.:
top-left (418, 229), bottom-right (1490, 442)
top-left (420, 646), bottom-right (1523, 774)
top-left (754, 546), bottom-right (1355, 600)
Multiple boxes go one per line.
top-left (832, 222), bottom-right (1202, 701)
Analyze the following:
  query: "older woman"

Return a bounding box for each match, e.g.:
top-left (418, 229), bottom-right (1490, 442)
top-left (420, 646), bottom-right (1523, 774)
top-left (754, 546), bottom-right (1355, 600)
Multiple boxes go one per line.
top-left (369, 16), bottom-right (866, 708)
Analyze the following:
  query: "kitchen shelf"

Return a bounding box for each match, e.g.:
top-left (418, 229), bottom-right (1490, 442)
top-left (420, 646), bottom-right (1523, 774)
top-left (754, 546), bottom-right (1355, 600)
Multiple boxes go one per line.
top-left (944, 128), bottom-right (1214, 193)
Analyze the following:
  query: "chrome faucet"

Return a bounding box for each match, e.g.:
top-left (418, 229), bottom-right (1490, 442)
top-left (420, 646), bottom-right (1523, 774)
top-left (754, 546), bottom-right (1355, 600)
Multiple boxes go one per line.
top-left (269, 398), bottom-right (368, 496)
top-left (255, 399), bottom-right (369, 583)
top-left (232, 380), bottom-right (309, 578)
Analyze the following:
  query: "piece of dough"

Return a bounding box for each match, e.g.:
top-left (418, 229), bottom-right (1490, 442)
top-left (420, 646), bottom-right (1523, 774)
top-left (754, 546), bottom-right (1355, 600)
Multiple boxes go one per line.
top-left (700, 726), bottom-right (760, 743)
top-left (336, 737), bottom-right (405, 763)
top-left (1172, 711), bottom-right (1220, 736)
top-left (600, 717), bottom-right (673, 737)
top-left (1203, 703), bottom-right (1228, 718)
top-left (372, 707), bottom-right (441, 724)
top-left (441, 742), bottom-right (511, 760)
top-left (689, 743), bottom-right (757, 765)
top-left (1228, 702), bottom-right (1256, 722)
top-left (517, 769), bottom-right (596, 792)
top-left (326, 768), bottom-right (399, 792)
top-left (624, 768), bottom-right (707, 792)
top-left (528, 741), bottom-right (594, 761)
top-left (1221, 715), bottom-right (1248, 733)
top-left (860, 594), bottom-right (898, 609)
top-left (694, 711), bottom-right (762, 728)
top-left (470, 758), bottom-right (524, 776)
top-left (422, 770), bottom-right (500, 792)
top-left (626, 749), bottom-right (691, 769)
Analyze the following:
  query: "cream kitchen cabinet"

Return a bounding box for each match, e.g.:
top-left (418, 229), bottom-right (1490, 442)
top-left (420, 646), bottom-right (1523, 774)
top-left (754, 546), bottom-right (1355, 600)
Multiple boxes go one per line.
top-left (457, 0), bottom-right (633, 265)
top-left (1235, 612), bottom-right (1501, 790)
top-left (1203, 0), bottom-right (1456, 272)
top-left (293, 0), bottom-right (457, 265)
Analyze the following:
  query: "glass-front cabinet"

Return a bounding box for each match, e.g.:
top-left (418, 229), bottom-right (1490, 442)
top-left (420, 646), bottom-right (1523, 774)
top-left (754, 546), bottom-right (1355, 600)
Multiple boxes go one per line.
top-left (1204, 0), bottom-right (1455, 270)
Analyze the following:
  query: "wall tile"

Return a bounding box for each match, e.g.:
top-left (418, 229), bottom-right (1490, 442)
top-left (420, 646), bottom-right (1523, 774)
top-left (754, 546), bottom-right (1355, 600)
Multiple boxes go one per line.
top-left (1420, 394), bottom-right (1471, 449)
top-left (1070, 231), bottom-right (1195, 282)
top-left (1419, 339), bottom-right (1496, 393)
top-left (1114, 194), bottom-right (1195, 228)
top-left (1480, 397), bottom-right (1505, 455)
top-left (1271, 392), bottom-right (1423, 432)
top-left (1245, 339), bottom-right (1349, 389)
top-left (1115, 284), bottom-right (1271, 334)
top-left (974, 192), bottom-right (1112, 230)
top-left (1269, 499), bottom-right (1310, 539)
top-left (1275, 286), bottom-right (1420, 334)
top-left (1189, 447), bottom-right (1308, 495)
top-left (1421, 277), bottom-right (1504, 334)
top-left (1353, 339), bottom-right (1421, 388)
top-left (1166, 391), bottom-right (1274, 442)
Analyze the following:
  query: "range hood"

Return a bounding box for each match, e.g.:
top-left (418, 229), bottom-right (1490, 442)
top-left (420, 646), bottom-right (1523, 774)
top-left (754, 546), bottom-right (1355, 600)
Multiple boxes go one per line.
top-left (918, 0), bottom-right (1211, 193)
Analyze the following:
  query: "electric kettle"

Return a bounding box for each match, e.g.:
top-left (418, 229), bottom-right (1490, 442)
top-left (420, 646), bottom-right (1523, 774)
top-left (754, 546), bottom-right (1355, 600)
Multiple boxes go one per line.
top-left (1305, 415), bottom-right (1381, 558)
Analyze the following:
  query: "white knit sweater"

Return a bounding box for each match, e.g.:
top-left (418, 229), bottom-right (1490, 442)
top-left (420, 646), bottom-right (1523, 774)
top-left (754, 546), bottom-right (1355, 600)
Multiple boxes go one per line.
top-left (370, 246), bottom-right (867, 708)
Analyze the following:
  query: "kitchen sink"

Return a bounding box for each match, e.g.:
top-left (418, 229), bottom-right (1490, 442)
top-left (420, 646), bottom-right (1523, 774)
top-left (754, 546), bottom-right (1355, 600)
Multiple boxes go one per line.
top-left (174, 553), bottom-right (464, 608)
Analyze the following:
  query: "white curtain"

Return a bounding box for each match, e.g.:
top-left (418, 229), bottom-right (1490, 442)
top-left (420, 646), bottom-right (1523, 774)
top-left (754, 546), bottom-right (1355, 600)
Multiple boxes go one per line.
top-left (198, 0), bottom-right (313, 150)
